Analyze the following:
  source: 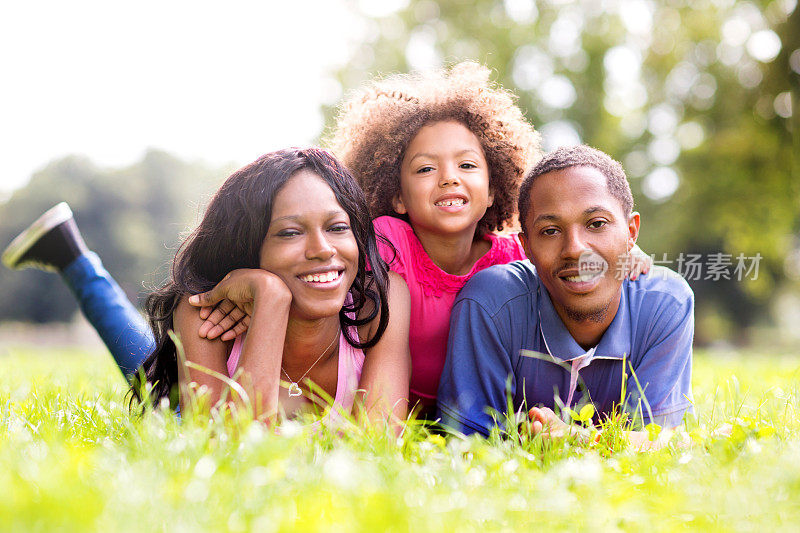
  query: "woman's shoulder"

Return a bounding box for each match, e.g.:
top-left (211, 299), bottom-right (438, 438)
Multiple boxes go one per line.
top-left (356, 271), bottom-right (410, 342)
top-left (173, 296), bottom-right (203, 329)
top-left (173, 296), bottom-right (234, 354)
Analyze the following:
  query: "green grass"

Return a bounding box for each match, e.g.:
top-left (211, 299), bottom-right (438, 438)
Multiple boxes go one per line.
top-left (1, 347), bottom-right (799, 532)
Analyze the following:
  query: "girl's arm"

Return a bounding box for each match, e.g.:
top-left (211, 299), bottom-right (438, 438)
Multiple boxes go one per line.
top-left (181, 269), bottom-right (292, 420)
top-left (628, 244), bottom-right (652, 279)
top-left (356, 271), bottom-right (412, 428)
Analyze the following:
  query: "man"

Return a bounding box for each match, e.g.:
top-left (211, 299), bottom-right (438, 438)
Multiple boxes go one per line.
top-left (437, 145), bottom-right (694, 441)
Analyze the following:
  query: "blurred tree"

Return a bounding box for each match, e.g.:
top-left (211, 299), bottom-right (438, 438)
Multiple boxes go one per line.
top-left (327, 0), bottom-right (799, 341)
top-left (0, 150), bottom-right (224, 322)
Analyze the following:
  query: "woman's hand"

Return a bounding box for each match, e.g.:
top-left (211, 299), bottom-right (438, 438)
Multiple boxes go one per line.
top-left (177, 269), bottom-right (291, 421)
top-left (188, 269), bottom-right (290, 340)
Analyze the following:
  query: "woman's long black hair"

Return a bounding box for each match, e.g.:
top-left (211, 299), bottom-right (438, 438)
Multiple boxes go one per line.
top-left (130, 148), bottom-right (391, 408)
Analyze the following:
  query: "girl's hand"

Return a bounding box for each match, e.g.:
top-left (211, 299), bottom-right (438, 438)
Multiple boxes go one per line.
top-left (627, 244), bottom-right (652, 280)
top-left (196, 297), bottom-right (251, 341)
top-left (188, 269), bottom-right (290, 340)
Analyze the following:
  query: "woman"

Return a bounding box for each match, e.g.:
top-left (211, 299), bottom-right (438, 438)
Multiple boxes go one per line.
top-left (140, 148), bottom-right (410, 423)
top-left (3, 148), bottom-right (410, 424)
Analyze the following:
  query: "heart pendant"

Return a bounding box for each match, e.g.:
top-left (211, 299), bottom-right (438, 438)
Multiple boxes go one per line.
top-left (287, 382), bottom-right (302, 397)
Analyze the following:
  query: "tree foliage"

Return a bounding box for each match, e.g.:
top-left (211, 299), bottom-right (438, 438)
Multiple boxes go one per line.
top-left (0, 151), bottom-right (224, 322)
top-left (327, 0), bottom-right (799, 336)
top-left (1, 1), bottom-right (797, 340)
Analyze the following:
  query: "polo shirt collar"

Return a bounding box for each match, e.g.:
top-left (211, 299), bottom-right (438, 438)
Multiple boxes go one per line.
top-left (537, 284), bottom-right (632, 362)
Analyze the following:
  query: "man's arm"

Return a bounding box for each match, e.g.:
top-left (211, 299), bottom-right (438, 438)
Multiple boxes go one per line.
top-left (527, 278), bottom-right (695, 449)
top-left (527, 406), bottom-right (690, 451)
top-left (437, 296), bottom-right (516, 436)
top-left (626, 283), bottom-right (695, 429)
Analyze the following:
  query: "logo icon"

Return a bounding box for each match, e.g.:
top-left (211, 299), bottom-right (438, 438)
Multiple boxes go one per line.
top-left (578, 250), bottom-right (608, 281)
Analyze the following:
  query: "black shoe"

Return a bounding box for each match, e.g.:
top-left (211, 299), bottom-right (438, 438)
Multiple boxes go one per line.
top-left (2, 202), bottom-right (88, 272)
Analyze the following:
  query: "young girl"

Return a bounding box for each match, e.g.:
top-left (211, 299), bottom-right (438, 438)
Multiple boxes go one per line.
top-left (198, 63), bottom-right (649, 416)
top-left (330, 62), bottom-right (538, 414)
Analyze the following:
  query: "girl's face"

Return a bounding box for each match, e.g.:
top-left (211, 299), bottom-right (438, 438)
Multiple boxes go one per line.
top-left (395, 121), bottom-right (493, 237)
top-left (260, 170), bottom-right (359, 320)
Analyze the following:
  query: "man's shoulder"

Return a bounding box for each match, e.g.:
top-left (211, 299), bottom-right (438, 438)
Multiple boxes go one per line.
top-left (458, 260), bottom-right (539, 314)
top-left (630, 266), bottom-right (694, 306)
top-left (626, 266), bottom-right (694, 334)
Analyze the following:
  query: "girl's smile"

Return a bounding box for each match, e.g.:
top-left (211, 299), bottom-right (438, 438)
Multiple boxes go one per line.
top-left (433, 193), bottom-right (469, 212)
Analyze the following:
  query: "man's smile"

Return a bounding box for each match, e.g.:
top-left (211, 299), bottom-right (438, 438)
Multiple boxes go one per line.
top-left (556, 267), bottom-right (604, 294)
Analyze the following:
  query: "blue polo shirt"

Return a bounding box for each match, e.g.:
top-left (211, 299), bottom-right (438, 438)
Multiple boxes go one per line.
top-left (437, 261), bottom-right (694, 436)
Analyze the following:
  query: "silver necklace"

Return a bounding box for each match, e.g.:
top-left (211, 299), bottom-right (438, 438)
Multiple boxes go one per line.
top-left (281, 327), bottom-right (340, 397)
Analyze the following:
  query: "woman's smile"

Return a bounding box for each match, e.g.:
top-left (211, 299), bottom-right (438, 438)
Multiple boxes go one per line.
top-left (297, 267), bottom-right (345, 287)
top-left (260, 170), bottom-right (359, 319)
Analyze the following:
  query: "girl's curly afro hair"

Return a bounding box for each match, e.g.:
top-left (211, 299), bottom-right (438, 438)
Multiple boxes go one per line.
top-left (329, 62), bottom-right (541, 235)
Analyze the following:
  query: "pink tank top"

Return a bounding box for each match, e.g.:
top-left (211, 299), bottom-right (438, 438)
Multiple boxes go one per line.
top-left (226, 324), bottom-right (365, 416)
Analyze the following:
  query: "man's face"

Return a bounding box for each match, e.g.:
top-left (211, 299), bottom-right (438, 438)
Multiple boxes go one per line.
top-left (519, 166), bottom-right (639, 325)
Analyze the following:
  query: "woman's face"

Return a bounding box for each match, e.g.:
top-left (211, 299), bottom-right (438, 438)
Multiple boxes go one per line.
top-left (260, 170), bottom-right (359, 320)
top-left (395, 120), bottom-right (493, 238)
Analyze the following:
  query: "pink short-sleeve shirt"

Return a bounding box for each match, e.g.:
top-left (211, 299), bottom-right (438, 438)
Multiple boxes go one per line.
top-left (372, 216), bottom-right (526, 407)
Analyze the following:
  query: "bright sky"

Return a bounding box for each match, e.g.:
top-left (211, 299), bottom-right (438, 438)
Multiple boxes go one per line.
top-left (0, 0), bottom-right (379, 200)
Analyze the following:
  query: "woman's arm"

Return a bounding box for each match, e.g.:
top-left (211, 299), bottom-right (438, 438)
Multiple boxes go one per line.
top-left (173, 297), bottom-right (236, 415)
top-left (356, 271), bottom-right (412, 428)
top-left (184, 269), bottom-right (292, 420)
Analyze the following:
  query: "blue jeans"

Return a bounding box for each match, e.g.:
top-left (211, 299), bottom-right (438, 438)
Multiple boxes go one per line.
top-left (62, 252), bottom-right (155, 378)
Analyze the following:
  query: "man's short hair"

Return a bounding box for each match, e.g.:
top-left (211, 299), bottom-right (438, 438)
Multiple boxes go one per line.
top-left (518, 145), bottom-right (634, 231)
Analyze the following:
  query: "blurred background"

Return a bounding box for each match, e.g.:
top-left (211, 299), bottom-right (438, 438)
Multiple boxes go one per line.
top-left (0, 0), bottom-right (798, 349)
